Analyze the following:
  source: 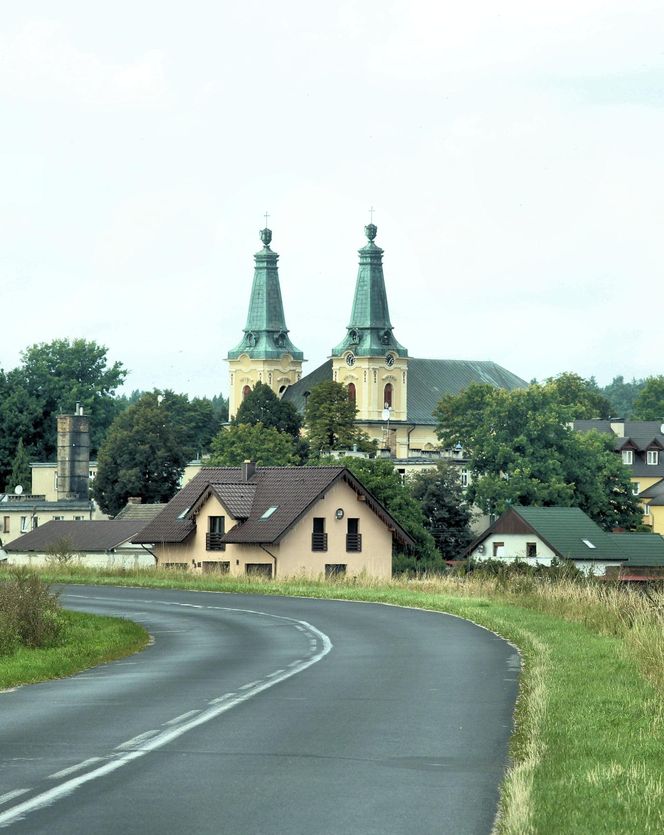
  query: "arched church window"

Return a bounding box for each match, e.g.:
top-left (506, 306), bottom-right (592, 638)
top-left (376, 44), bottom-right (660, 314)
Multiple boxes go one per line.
top-left (383, 383), bottom-right (393, 409)
top-left (242, 385), bottom-right (251, 400)
top-left (348, 383), bottom-right (356, 404)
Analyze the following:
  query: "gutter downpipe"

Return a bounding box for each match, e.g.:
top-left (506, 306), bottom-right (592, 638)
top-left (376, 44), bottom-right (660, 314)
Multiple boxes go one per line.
top-left (407, 424), bottom-right (416, 457)
top-left (259, 544), bottom-right (278, 579)
top-left (140, 543), bottom-right (159, 567)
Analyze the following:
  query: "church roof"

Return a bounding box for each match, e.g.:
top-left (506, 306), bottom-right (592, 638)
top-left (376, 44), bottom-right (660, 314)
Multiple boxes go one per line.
top-left (282, 357), bottom-right (526, 423)
top-left (227, 228), bottom-right (304, 361)
top-left (331, 224), bottom-right (407, 358)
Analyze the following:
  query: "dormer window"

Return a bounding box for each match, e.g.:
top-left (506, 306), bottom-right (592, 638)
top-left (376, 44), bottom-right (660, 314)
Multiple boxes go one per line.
top-left (622, 450), bottom-right (633, 465)
top-left (647, 450), bottom-right (659, 465)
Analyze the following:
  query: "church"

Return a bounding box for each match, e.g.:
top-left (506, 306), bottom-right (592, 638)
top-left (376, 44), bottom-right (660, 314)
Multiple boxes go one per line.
top-left (226, 223), bottom-right (526, 461)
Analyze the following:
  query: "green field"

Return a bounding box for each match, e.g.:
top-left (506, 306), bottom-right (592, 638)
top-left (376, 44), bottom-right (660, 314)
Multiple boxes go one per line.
top-left (6, 567), bottom-right (664, 834)
top-left (0, 608), bottom-right (149, 691)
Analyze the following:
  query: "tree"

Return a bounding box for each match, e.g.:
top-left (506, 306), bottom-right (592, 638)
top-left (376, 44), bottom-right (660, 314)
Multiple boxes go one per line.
top-left (93, 393), bottom-right (189, 516)
top-left (601, 375), bottom-right (645, 419)
top-left (304, 381), bottom-right (362, 453)
top-left (544, 372), bottom-right (612, 419)
top-left (330, 457), bottom-right (439, 569)
top-left (633, 376), bottom-right (664, 420)
top-left (6, 439), bottom-right (31, 493)
top-left (234, 382), bottom-right (302, 438)
top-left (0, 368), bottom-right (44, 491)
top-left (434, 381), bottom-right (642, 529)
top-left (18, 339), bottom-right (127, 459)
top-left (410, 463), bottom-right (474, 559)
top-left (207, 422), bottom-right (299, 466)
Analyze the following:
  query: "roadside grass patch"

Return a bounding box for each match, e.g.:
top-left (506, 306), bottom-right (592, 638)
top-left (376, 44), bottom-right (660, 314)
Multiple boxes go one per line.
top-left (23, 566), bottom-right (664, 833)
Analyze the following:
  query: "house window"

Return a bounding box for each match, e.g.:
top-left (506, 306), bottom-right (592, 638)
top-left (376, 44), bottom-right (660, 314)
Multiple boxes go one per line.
top-left (642, 503), bottom-right (651, 517)
top-left (383, 383), bottom-right (393, 409)
top-left (622, 450), bottom-right (634, 465)
top-left (20, 516), bottom-right (29, 533)
top-left (52, 515), bottom-right (64, 521)
top-left (346, 518), bottom-right (362, 552)
top-left (526, 542), bottom-right (537, 558)
top-left (647, 450), bottom-right (659, 465)
top-left (246, 563), bottom-right (272, 578)
top-left (347, 383), bottom-right (356, 405)
top-left (325, 564), bottom-right (347, 578)
top-left (206, 516), bottom-right (226, 551)
top-left (242, 385), bottom-right (251, 400)
top-left (460, 468), bottom-right (469, 488)
top-left (492, 541), bottom-right (505, 557)
top-left (312, 517), bottom-right (327, 552)
top-left (32, 517), bottom-right (39, 529)
top-left (632, 482), bottom-right (640, 496)
top-left (74, 516), bottom-right (85, 521)
top-left (2, 516), bottom-right (9, 533)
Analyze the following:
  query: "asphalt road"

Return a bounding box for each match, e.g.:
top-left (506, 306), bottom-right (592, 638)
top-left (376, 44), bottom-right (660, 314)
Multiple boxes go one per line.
top-left (0, 585), bottom-right (520, 834)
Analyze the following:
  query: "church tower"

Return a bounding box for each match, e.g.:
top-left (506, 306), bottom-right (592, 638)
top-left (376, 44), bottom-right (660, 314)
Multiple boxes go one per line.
top-left (331, 224), bottom-right (408, 431)
top-left (227, 227), bottom-right (304, 418)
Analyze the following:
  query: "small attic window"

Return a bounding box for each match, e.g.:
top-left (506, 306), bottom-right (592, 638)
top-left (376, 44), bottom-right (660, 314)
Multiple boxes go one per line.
top-left (582, 539), bottom-right (596, 549)
top-left (178, 506), bottom-right (190, 519)
top-left (260, 506), bottom-right (278, 520)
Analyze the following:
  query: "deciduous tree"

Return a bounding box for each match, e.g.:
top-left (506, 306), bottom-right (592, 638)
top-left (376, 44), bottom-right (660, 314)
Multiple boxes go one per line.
top-left (633, 375), bottom-right (664, 420)
top-left (234, 382), bottom-right (302, 438)
top-left (207, 422), bottom-right (299, 467)
top-left (410, 463), bottom-right (474, 559)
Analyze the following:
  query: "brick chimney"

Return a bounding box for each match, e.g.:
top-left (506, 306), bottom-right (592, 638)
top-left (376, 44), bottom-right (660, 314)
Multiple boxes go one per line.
top-left (242, 460), bottom-right (256, 482)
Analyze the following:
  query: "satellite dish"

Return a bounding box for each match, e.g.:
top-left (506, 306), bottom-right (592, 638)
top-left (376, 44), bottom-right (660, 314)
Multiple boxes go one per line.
top-left (382, 408), bottom-right (391, 421)
top-left (14, 485), bottom-right (23, 495)
top-left (660, 423), bottom-right (664, 434)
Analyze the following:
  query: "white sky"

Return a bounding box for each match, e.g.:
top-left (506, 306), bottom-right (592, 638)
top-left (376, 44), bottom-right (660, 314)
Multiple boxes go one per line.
top-left (2, 1), bottom-right (663, 398)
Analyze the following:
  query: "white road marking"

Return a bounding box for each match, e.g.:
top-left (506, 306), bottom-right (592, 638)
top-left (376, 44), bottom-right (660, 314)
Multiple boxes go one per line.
top-left (266, 669), bottom-right (286, 678)
top-left (163, 710), bottom-right (200, 726)
top-left (0, 603), bottom-right (333, 829)
top-left (48, 758), bottom-right (104, 780)
top-left (0, 791), bottom-right (29, 806)
top-left (116, 730), bottom-right (160, 751)
top-left (238, 680), bottom-right (262, 691)
top-left (209, 693), bottom-right (236, 705)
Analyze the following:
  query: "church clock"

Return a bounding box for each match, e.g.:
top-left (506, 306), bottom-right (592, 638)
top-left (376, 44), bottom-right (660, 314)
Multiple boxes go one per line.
top-left (385, 353), bottom-right (395, 367)
top-left (345, 352), bottom-right (356, 367)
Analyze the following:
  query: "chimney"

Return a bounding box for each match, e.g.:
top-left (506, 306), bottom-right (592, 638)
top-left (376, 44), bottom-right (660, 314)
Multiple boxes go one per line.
top-left (242, 460), bottom-right (256, 482)
top-left (127, 497), bottom-right (142, 505)
top-left (57, 409), bottom-right (90, 501)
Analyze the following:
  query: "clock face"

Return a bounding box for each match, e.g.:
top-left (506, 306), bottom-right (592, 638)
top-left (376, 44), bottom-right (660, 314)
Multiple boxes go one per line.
top-left (385, 353), bottom-right (395, 367)
top-left (345, 353), bottom-right (356, 367)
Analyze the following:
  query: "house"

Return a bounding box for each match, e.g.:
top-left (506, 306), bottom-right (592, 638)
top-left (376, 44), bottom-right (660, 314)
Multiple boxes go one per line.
top-left (3, 520), bottom-right (154, 569)
top-left (466, 506), bottom-right (664, 579)
top-left (133, 463), bottom-right (414, 579)
top-left (226, 224), bottom-right (526, 462)
top-left (573, 419), bottom-right (664, 533)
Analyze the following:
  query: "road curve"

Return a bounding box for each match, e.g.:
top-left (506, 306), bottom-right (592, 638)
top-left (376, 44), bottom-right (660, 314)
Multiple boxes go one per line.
top-left (0, 585), bottom-right (520, 834)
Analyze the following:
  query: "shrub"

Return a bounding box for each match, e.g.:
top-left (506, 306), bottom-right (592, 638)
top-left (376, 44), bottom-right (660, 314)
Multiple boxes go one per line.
top-left (0, 568), bottom-right (65, 653)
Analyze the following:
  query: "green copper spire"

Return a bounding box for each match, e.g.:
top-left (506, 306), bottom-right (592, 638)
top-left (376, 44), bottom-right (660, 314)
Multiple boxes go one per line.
top-left (228, 228), bottom-right (304, 361)
top-left (331, 224), bottom-right (408, 358)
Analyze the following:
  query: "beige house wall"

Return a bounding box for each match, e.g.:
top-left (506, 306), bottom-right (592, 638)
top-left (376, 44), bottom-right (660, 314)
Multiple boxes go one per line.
top-left (227, 354), bottom-right (303, 419)
top-left (153, 480), bottom-right (392, 579)
top-left (30, 462), bottom-right (98, 502)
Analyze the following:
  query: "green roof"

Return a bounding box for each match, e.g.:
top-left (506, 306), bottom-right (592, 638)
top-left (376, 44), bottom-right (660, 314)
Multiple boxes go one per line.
top-left (282, 357), bottom-right (526, 421)
top-left (511, 506), bottom-right (623, 561)
top-left (331, 224), bottom-right (407, 358)
top-left (610, 533), bottom-right (664, 567)
top-left (228, 228), bottom-right (304, 361)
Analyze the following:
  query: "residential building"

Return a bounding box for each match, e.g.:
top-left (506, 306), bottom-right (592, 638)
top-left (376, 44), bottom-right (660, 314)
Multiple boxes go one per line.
top-left (573, 419), bottom-right (664, 533)
top-left (133, 463), bottom-right (413, 579)
top-left (3, 520), bottom-right (154, 569)
top-left (466, 506), bottom-right (664, 579)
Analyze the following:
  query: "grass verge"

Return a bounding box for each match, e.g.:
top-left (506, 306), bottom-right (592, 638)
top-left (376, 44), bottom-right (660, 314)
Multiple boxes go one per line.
top-left (0, 609), bottom-right (149, 691)
top-left (20, 567), bottom-right (664, 833)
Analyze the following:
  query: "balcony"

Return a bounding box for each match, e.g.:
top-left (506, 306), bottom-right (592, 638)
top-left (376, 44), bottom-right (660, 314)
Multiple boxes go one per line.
top-left (206, 532), bottom-right (226, 551)
top-left (346, 533), bottom-right (362, 552)
top-left (311, 532), bottom-right (328, 552)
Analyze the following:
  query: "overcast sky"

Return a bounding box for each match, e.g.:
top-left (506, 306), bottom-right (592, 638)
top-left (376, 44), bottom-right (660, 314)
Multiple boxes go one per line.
top-left (2, 1), bottom-right (663, 398)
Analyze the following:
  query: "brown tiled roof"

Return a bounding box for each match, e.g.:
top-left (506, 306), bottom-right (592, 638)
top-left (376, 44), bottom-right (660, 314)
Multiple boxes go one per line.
top-left (133, 466), bottom-right (414, 547)
top-left (6, 520), bottom-right (148, 552)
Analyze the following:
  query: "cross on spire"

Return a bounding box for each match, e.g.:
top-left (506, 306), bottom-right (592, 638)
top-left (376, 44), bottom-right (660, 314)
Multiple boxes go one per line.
top-left (369, 206), bottom-right (375, 223)
top-left (263, 210), bottom-right (270, 228)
